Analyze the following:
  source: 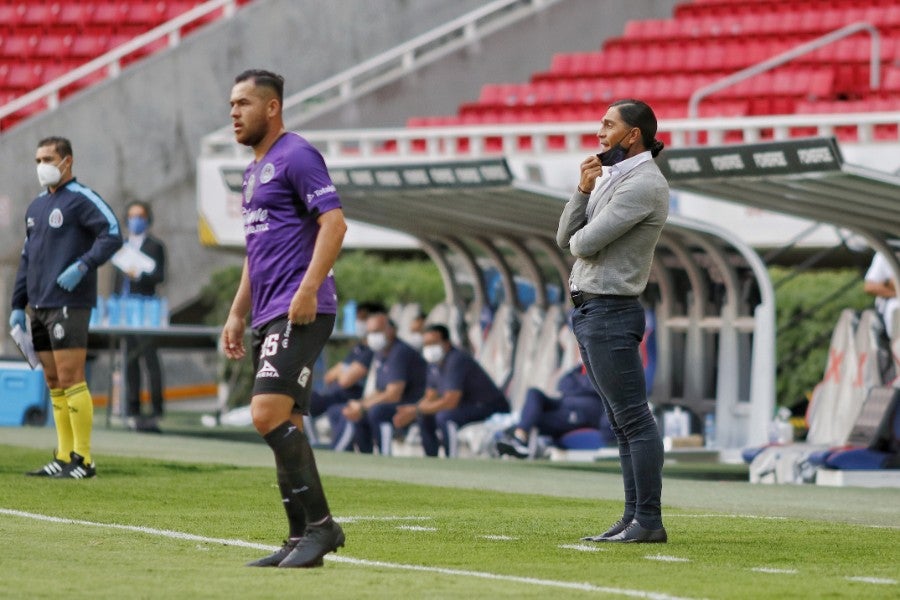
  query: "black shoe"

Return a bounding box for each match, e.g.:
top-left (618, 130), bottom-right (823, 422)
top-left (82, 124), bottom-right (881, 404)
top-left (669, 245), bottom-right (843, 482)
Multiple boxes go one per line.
top-left (278, 519), bottom-right (345, 568)
top-left (26, 453), bottom-right (68, 477)
top-left (605, 520), bottom-right (667, 543)
top-left (52, 452), bottom-right (96, 480)
top-left (581, 518), bottom-right (631, 542)
top-left (496, 434), bottom-right (529, 459)
top-left (245, 539), bottom-right (322, 567)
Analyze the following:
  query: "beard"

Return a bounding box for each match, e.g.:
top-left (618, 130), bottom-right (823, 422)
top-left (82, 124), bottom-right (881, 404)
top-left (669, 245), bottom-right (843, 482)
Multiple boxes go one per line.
top-left (237, 122), bottom-right (267, 148)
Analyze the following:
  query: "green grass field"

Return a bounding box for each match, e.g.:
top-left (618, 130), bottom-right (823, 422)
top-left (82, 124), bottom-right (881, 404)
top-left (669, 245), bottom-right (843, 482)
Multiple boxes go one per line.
top-left (1, 427), bottom-right (898, 599)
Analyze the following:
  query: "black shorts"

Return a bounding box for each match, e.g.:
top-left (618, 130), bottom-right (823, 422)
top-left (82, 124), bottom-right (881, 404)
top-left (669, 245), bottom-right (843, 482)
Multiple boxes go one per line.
top-left (251, 313), bottom-right (335, 414)
top-left (30, 307), bottom-right (91, 352)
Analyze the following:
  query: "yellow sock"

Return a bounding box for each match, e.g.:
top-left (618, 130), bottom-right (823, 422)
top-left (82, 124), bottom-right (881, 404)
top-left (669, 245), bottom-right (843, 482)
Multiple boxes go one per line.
top-left (50, 389), bottom-right (73, 462)
top-left (65, 382), bottom-right (94, 464)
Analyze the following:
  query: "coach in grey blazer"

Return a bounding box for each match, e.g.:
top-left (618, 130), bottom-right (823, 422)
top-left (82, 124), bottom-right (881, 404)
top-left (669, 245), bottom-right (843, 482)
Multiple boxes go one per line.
top-left (557, 99), bottom-right (670, 544)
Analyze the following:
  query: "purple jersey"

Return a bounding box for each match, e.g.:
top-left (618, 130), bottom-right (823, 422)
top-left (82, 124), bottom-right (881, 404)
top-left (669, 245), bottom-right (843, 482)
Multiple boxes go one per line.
top-left (242, 133), bottom-right (342, 328)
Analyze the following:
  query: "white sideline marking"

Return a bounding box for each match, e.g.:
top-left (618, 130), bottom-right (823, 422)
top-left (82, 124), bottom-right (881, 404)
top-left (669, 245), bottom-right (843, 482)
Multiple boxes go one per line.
top-left (1, 508), bottom-right (699, 600)
top-left (674, 514), bottom-right (787, 521)
top-left (395, 525), bottom-right (437, 532)
top-left (845, 576), bottom-right (897, 585)
top-left (751, 567), bottom-right (798, 575)
top-left (337, 515), bottom-right (432, 524)
top-left (677, 513), bottom-right (899, 530)
top-left (481, 535), bottom-right (517, 541)
top-left (558, 544), bottom-right (603, 552)
top-left (645, 555), bottom-right (690, 563)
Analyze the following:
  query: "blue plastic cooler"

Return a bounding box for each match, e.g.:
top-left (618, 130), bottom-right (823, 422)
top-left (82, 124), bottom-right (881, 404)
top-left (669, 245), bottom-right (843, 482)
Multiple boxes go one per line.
top-left (0, 360), bottom-right (49, 426)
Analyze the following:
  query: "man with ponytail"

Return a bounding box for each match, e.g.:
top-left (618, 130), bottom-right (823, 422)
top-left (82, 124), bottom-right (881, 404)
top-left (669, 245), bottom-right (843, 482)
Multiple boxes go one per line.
top-left (557, 99), bottom-right (670, 543)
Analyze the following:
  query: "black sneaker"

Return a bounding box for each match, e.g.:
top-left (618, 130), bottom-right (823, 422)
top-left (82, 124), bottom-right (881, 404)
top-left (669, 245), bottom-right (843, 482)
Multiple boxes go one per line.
top-left (496, 433), bottom-right (529, 459)
top-left (26, 453), bottom-right (68, 477)
top-left (246, 539), bottom-right (321, 567)
top-left (52, 452), bottom-right (96, 480)
top-left (278, 519), bottom-right (345, 568)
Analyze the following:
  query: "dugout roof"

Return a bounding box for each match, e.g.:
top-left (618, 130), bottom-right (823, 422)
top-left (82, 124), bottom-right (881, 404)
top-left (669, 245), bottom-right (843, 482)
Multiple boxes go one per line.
top-left (655, 137), bottom-right (900, 256)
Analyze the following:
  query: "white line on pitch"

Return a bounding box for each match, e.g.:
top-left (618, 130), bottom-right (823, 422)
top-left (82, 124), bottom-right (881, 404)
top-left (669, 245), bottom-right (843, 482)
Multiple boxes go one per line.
top-left (645, 555), bottom-right (690, 563)
top-left (395, 525), bottom-right (437, 532)
top-left (337, 515), bottom-right (432, 524)
top-left (558, 544), bottom-right (604, 552)
top-left (673, 514), bottom-right (787, 520)
top-left (1, 508), bottom-right (699, 600)
top-left (481, 535), bottom-right (518, 541)
top-left (845, 576), bottom-right (897, 585)
top-left (751, 567), bottom-right (798, 575)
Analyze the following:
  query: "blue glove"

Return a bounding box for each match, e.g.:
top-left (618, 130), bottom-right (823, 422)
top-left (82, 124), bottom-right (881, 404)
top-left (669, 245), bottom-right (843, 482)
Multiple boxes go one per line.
top-left (9, 309), bottom-right (26, 331)
top-left (57, 261), bottom-right (88, 292)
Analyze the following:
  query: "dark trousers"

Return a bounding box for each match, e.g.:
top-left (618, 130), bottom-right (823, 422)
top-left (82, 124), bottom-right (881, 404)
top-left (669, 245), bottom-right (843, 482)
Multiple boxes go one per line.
top-left (518, 389), bottom-right (603, 439)
top-left (571, 296), bottom-right (664, 530)
top-left (418, 401), bottom-right (506, 457)
top-left (124, 336), bottom-right (163, 417)
top-left (309, 386), bottom-right (355, 419)
top-left (331, 402), bottom-right (405, 455)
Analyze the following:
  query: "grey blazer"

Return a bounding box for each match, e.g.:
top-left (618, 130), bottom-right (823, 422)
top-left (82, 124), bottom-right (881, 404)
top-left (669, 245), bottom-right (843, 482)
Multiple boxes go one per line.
top-left (556, 159), bottom-right (669, 297)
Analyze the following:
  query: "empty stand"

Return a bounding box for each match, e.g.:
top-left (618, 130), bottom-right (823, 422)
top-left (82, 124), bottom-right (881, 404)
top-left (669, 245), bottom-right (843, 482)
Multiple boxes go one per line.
top-left (408, 0), bottom-right (900, 134)
top-left (1, 1), bottom-right (253, 130)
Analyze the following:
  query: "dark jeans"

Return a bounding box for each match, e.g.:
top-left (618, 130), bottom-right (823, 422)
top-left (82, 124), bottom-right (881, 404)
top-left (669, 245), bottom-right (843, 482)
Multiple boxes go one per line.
top-left (571, 296), bottom-right (664, 529)
top-left (124, 336), bottom-right (163, 418)
top-left (418, 401), bottom-right (506, 458)
top-left (335, 402), bottom-right (407, 455)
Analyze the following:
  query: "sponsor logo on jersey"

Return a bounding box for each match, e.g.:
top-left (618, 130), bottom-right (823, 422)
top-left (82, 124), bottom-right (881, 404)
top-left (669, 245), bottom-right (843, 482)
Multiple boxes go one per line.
top-left (297, 366), bottom-right (311, 387)
top-left (244, 173), bottom-right (256, 204)
top-left (27, 217), bottom-right (35, 228)
top-left (256, 360), bottom-right (280, 378)
top-left (48, 208), bottom-right (64, 228)
top-left (305, 184), bottom-right (337, 205)
top-left (260, 162), bottom-right (275, 184)
top-left (242, 206), bottom-right (269, 235)
top-left (52, 323), bottom-right (65, 340)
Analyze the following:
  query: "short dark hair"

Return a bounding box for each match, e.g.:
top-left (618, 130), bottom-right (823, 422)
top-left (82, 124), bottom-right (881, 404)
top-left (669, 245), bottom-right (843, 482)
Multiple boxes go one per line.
top-left (234, 69), bottom-right (285, 105)
top-left (609, 99), bottom-right (665, 157)
top-left (126, 200), bottom-right (153, 225)
top-left (37, 136), bottom-right (72, 158)
top-left (425, 324), bottom-right (450, 342)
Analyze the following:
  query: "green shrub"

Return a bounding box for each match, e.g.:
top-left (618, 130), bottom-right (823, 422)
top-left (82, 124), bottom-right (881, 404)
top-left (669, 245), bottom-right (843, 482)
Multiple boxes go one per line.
top-left (771, 266), bottom-right (872, 409)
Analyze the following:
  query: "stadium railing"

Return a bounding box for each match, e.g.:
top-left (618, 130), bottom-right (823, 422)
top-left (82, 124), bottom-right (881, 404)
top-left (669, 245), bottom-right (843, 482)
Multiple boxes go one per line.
top-left (0, 0), bottom-right (244, 132)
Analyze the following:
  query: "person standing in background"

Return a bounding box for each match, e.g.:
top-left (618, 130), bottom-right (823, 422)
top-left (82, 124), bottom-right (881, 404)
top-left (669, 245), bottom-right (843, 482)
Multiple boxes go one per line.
top-left (557, 99), bottom-right (669, 543)
top-left (114, 200), bottom-right (167, 432)
top-left (10, 136), bottom-right (122, 479)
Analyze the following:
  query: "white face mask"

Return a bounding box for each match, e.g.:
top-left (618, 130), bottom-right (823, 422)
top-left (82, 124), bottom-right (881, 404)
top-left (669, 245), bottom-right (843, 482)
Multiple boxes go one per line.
top-left (367, 331), bottom-right (387, 353)
top-left (422, 344), bottom-right (446, 364)
top-left (37, 158), bottom-right (66, 188)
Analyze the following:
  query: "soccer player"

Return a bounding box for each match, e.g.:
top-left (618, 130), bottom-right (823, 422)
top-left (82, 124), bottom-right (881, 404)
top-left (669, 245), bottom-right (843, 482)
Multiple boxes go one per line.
top-left (10, 136), bottom-right (123, 479)
top-left (221, 69), bottom-right (347, 568)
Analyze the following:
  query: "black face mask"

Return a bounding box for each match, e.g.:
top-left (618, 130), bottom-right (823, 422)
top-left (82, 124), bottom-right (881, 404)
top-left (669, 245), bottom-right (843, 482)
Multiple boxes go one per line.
top-left (596, 129), bottom-right (637, 167)
top-left (597, 144), bottom-right (628, 167)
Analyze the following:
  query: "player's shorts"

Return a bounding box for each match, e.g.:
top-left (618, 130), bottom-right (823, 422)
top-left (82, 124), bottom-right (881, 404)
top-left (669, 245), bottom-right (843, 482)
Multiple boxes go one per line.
top-left (250, 313), bottom-right (335, 414)
top-left (30, 307), bottom-right (91, 352)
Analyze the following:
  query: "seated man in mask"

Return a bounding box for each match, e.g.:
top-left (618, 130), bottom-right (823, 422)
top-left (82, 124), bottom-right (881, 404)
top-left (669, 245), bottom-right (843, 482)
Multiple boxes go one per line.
top-left (337, 311), bottom-right (427, 454)
top-left (393, 324), bottom-right (509, 458)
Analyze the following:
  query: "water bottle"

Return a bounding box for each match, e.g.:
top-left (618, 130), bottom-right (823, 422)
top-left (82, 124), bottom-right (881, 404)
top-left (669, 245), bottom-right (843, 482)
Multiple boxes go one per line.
top-left (159, 297), bottom-right (170, 327)
top-left (342, 299), bottom-right (357, 335)
top-left (704, 413), bottom-right (716, 449)
top-left (105, 295), bottom-right (120, 327)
